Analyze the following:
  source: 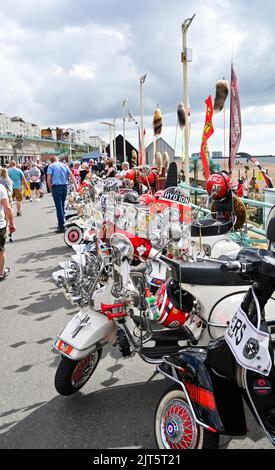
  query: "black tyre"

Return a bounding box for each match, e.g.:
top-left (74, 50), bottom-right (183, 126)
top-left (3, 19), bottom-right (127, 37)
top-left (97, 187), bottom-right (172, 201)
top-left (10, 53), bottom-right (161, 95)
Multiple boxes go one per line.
top-left (155, 386), bottom-right (219, 449)
top-left (64, 225), bottom-right (83, 247)
top-left (55, 349), bottom-right (102, 396)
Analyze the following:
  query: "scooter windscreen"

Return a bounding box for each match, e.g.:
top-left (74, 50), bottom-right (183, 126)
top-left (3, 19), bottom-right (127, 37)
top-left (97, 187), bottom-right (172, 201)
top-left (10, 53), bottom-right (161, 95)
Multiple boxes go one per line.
top-left (150, 186), bottom-right (192, 258)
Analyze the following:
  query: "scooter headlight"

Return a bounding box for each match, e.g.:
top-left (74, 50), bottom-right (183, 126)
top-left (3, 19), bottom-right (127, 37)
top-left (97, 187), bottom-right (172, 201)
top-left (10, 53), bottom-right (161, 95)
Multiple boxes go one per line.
top-left (110, 233), bottom-right (134, 259)
top-left (170, 223), bottom-right (183, 242)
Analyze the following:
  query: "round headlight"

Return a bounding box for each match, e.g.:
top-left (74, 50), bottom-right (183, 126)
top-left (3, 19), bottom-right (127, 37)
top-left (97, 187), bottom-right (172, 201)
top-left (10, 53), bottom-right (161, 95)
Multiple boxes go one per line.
top-left (170, 223), bottom-right (183, 242)
top-left (149, 232), bottom-right (162, 249)
top-left (110, 233), bottom-right (134, 259)
top-left (163, 207), bottom-right (181, 222)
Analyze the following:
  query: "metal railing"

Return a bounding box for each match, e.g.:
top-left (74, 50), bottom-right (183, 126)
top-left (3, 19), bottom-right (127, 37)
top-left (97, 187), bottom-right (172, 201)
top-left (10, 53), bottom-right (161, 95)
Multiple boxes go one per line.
top-left (180, 183), bottom-right (273, 243)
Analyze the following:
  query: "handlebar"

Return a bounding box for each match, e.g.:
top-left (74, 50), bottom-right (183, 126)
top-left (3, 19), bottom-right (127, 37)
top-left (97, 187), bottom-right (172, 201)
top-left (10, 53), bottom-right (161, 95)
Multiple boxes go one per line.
top-left (220, 261), bottom-right (242, 273)
top-left (220, 261), bottom-right (257, 274)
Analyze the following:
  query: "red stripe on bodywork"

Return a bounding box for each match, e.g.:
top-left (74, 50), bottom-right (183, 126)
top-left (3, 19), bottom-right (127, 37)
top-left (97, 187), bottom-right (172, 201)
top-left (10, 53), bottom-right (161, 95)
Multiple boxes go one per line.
top-left (185, 382), bottom-right (216, 411)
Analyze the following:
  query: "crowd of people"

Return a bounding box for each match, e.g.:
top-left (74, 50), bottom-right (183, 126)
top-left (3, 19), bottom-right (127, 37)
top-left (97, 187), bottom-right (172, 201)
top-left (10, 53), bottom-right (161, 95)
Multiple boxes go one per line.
top-left (69, 157), bottom-right (146, 194)
top-left (69, 156), bottom-right (131, 184)
top-left (0, 153), bottom-right (143, 282)
top-left (0, 160), bottom-right (47, 216)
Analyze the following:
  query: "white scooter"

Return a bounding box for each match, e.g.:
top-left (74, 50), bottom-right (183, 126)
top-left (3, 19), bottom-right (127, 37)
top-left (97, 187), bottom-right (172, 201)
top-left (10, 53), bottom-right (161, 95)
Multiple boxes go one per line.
top-left (52, 226), bottom-right (275, 397)
top-left (156, 253), bottom-right (275, 346)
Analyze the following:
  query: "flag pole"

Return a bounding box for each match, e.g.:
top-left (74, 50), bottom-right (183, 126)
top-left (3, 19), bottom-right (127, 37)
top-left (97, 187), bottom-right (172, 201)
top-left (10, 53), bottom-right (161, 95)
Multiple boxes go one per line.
top-left (181, 14), bottom-right (195, 186)
top-left (139, 74), bottom-right (147, 166)
top-left (229, 43), bottom-right (234, 175)
top-left (223, 76), bottom-right (227, 171)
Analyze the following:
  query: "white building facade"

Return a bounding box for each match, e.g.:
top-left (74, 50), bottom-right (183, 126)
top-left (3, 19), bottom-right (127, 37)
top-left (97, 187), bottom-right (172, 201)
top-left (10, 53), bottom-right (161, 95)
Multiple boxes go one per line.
top-left (0, 113), bottom-right (40, 138)
top-left (0, 113), bottom-right (13, 135)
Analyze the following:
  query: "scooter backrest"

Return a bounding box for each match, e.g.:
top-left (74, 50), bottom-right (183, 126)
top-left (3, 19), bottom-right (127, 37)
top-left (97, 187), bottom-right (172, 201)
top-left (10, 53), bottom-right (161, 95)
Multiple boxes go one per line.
top-left (267, 216), bottom-right (275, 243)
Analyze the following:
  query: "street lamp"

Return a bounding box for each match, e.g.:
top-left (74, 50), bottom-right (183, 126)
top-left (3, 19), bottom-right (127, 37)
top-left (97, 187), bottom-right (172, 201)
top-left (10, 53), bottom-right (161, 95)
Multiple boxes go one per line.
top-left (140, 74), bottom-right (147, 165)
top-left (113, 118), bottom-right (117, 161)
top-left (122, 99), bottom-right (127, 163)
top-left (100, 121), bottom-right (115, 160)
top-left (12, 136), bottom-right (24, 164)
top-left (181, 14), bottom-right (195, 186)
top-left (128, 111), bottom-right (138, 125)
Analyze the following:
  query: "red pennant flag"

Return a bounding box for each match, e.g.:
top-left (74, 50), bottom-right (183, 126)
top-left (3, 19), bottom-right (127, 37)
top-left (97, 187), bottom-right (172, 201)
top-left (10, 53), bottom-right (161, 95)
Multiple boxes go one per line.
top-left (229, 65), bottom-right (242, 173)
top-left (200, 95), bottom-right (214, 180)
top-left (248, 156), bottom-right (273, 188)
top-left (237, 152), bottom-right (273, 189)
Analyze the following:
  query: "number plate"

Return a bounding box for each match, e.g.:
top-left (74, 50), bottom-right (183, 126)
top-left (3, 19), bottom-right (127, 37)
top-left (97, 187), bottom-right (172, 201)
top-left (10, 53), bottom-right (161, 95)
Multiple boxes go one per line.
top-left (56, 340), bottom-right (73, 355)
top-left (225, 307), bottom-right (272, 376)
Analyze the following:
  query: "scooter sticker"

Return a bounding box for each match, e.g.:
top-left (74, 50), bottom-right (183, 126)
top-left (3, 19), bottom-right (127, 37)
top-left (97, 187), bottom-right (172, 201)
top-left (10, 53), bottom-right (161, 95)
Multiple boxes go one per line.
top-left (243, 338), bottom-right (260, 360)
top-left (252, 378), bottom-right (272, 397)
top-left (57, 340), bottom-right (73, 355)
top-left (162, 187), bottom-right (191, 205)
top-left (225, 307), bottom-right (272, 377)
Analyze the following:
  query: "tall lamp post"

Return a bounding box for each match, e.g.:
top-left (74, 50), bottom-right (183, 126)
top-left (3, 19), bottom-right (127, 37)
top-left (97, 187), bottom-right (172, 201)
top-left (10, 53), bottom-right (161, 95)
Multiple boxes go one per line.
top-left (12, 136), bottom-right (24, 164)
top-left (113, 118), bottom-right (117, 161)
top-left (182, 14), bottom-right (195, 186)
top-left (122, 99), bottom-right (127, 162)
top-left (100, 121), bottom-right (115, 160)
top-left (140, 74), bottom-right (147, 165)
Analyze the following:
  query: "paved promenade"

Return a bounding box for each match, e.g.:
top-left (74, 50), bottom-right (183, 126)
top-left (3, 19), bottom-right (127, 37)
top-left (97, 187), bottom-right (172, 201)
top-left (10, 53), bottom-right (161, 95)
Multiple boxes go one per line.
top-left (0, 194), bottom-right (273, 449)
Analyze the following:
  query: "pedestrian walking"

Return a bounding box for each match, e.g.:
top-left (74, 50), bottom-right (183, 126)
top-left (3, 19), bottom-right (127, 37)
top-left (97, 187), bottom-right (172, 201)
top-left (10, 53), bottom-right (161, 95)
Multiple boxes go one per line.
top-left (104, 159), bottom-right (117, 178)
top-left (37, 160), bottom-right (45, 198)
top-left (44, 162), bottom-right (51, 193)
top-left (79, 162), bottom-right (90, 183)
top-left (47, 156), bottom-right (78, 233)
top-left (0, 183), bottom-right (16, 281)
top-left (96, 156), bottom-right (106, 176)
top-left (89, 159), bottom-right (97, 174)
top-left (8, 161), bottom-right (28, 216)
top-left (29, 163), bottom-right (41, 201)
top-left (0, 167), bottom-right (13, 203)
top-left (22, 163), bottom-right (32, 200)
top-left (71, 161), bottom-right (81, 185)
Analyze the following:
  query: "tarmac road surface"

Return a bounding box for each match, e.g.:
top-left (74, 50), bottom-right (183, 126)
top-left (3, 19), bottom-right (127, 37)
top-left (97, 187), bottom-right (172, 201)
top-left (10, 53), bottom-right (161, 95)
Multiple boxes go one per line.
top-left (0, 194), bottom-right (273, 449)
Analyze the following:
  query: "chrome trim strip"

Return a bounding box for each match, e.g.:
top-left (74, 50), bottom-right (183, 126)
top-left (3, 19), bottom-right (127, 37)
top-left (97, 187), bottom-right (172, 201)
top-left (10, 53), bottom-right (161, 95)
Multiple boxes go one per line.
top-left (207, 322), bottom-right (227, 328)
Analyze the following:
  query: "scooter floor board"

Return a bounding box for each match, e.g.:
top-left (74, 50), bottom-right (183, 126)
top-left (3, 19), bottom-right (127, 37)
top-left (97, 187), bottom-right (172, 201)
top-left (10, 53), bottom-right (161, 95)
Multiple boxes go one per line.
top-left (140, 344), bottom-right (184, 361)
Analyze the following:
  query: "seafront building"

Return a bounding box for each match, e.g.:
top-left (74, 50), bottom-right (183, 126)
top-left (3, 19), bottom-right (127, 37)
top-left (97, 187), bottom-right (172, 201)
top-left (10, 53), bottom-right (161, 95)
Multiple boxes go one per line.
top-left (0, 112), bottom-right (105, 166)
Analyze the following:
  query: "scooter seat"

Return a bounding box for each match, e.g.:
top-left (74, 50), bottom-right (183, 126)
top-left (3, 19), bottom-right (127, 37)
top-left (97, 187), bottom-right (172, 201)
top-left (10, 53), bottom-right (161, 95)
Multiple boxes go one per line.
top-left (191, 218), bottom-right (233, 237)
top-left (171, 259), bottom-right (251, 286)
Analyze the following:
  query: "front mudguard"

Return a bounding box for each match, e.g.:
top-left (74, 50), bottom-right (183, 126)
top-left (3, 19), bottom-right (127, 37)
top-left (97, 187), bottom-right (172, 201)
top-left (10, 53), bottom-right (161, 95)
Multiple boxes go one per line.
top-left (53, 307), bottom-right (118, 361)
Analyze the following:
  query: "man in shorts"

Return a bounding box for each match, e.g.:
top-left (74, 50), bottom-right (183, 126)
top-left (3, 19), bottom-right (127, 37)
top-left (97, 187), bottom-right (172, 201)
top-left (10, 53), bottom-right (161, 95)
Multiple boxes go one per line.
top-left (29, 163), bottom-right (41, 201)
top-left (0, 183), bottom-right (16, 281)
top-left (8, 160), bottom-right (28, 216)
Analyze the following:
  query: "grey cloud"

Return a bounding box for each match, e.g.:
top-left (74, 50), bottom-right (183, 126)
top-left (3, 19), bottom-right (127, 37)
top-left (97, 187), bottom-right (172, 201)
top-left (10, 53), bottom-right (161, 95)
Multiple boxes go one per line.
top-left (0, 0), bottom-right (275, 134)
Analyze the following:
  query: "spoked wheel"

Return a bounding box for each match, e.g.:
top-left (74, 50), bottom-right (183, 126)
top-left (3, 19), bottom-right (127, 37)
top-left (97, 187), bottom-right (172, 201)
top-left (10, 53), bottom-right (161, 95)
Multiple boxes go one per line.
top-left (155, 387), bottom-right (219, 449)
top-left (64, 226), bottom-right (83, 247)
top-left (54, 349), bottom-right (102, 396)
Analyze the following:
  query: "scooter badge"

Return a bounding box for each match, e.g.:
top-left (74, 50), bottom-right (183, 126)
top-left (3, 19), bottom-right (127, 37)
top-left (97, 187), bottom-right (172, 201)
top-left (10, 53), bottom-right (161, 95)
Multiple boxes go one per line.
top-left (243, 338), bottom-right (260, 360)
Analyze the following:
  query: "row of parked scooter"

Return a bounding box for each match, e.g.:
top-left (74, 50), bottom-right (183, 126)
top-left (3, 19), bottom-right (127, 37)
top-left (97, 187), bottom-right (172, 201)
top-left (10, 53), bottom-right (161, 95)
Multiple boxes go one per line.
top-left (51, 170), bottom-right (275, 449)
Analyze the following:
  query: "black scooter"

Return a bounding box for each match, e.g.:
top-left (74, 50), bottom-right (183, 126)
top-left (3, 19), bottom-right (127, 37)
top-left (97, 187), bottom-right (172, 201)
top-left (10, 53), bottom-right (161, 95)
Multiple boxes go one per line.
top-left (154, 216), bottom-right (275, 449)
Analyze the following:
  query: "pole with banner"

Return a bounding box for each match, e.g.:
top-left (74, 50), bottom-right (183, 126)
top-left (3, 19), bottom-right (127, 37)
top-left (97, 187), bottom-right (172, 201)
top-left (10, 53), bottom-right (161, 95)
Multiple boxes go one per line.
top-left (200, 95), bottom-right (214, 181)
top-left (153, 105), bottom-right (162, 165)
top-left (229, 64), bottom-right (242, 174)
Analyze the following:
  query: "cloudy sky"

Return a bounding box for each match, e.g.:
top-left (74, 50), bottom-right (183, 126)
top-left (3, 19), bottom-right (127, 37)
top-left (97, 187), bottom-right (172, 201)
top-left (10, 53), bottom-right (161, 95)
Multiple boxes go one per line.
top-left (0, 0), bottom-right (275, 157)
